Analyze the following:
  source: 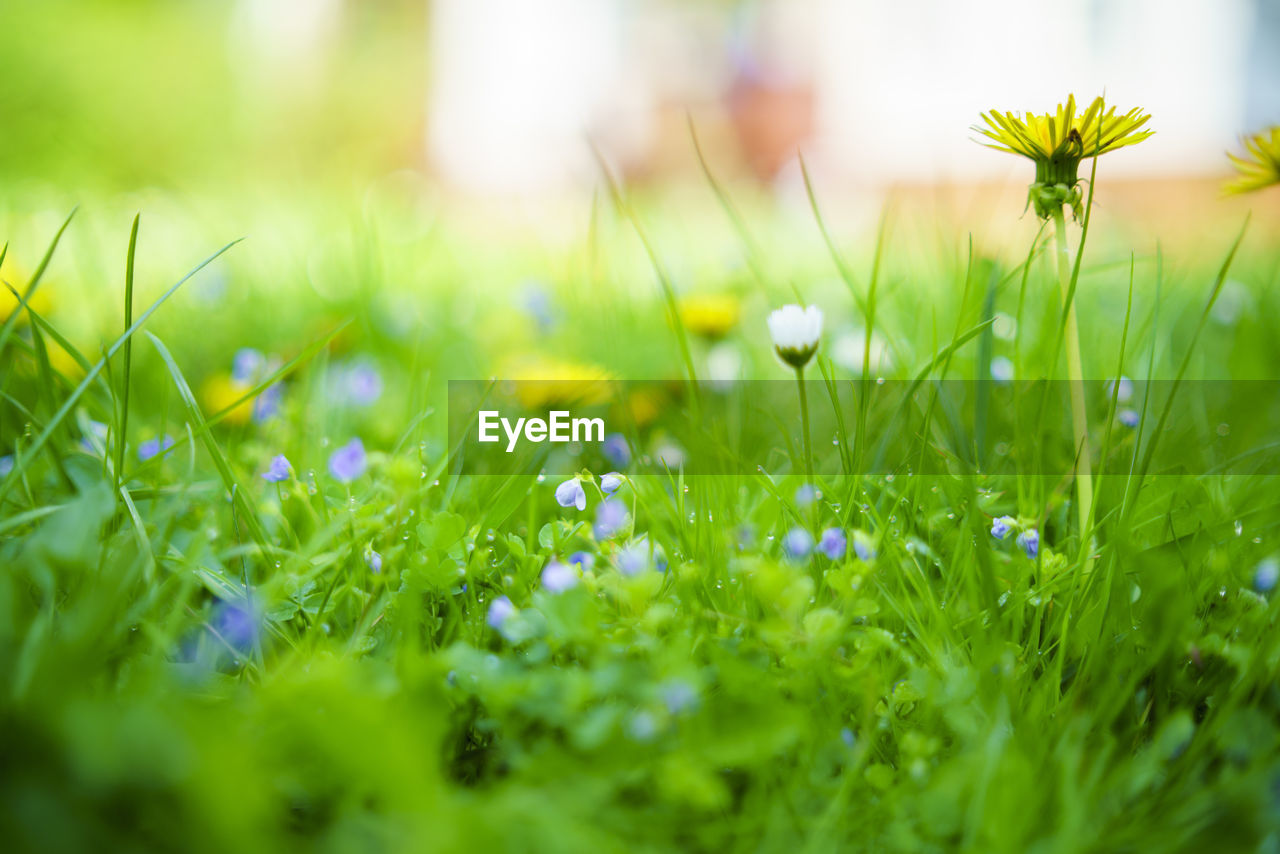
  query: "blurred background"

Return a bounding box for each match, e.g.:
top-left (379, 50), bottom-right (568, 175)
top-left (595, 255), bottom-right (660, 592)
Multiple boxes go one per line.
top-left (2, 0), bottom-right (1277, 206)
top-left (2, 0), bottom-right (1278, 376)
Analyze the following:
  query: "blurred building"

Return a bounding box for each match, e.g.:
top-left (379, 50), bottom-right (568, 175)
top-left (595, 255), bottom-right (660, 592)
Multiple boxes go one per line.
top-left (233, 0), bottom-right (344, 90)
top-left (425, 0), bottom-right (1274, 195)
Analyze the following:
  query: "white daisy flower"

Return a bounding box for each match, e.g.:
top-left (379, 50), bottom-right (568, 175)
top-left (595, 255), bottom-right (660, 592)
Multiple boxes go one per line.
top-left (767, 304), bottom-right (823, 369)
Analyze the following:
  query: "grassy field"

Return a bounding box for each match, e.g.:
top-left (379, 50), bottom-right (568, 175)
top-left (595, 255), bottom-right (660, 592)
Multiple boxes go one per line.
top-left (2, 162), bottom-right (1280, 853)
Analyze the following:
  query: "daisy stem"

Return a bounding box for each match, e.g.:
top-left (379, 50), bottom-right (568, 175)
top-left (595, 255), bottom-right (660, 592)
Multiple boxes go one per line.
top-left (795, 366), bottom-right (814, 486)
top-left (1051, 207), bottom-right (1094, 543)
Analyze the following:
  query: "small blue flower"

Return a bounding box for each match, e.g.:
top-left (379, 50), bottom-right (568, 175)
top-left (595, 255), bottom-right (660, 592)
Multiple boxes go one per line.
top-left (818, 527), bottom-right (847, 560)
top-left (263, 454), bottom-right (292, 482)
top-left (594, 498), bottom-right (627, 539)
top-left (366, 548), bottom-right (383, 574)
top-left (618, 545), bottom-right (647, 576)
top-left (253, 383), bottom-right (283, 422)
top-left (344, 362), bottom-right (383, 406)
top-left (600, 472), bottom-right (624, 494)
top-left (660, 679), bottom-right (699, 714)
top-left (1255, 558), bottom-right (1279, 594)
top-left (328, 439), bottom-right (367, 483)
top-left (736, 524), bottom-right (755, 551)
top-left (80, 420), bottom-right (109, 455)
top-left (853, 534), bottom-right (876, 562)
top-left (795, 483), bottom-right (817, 507)
top-left (618, 538), bottom-right (664, 576)
top-left (654, 441), bottom-right (686, 468)
top-left (232, 348), bottom-right (265, 383)
top-left (1106, 375), bottom-right (1134, 404)
top-left (990, 356), bottom-right (1014, 384)
top-left (555, 478), bottom-right (586, 511)
top-left (1118, 408), bottom-right (1139, 428)
top-left (568, 551), bottom-right (595, 572)
top-left (840, 727), bottom-right (856, 749)
top-left (990, 515), bottom-right (1016, 540)
top-left (541, 560), bottom-right (579, 593)
top-left (0, 455), bottom-right (12, 478)
top-left (520, 281), bottom-right (557, 331)
top-left (1017, 529), bottom-right (1039, 559)
top-left (628, 710), bottom-right (658, 741)
top-left (137, 435), bottom-right (175, 462)
top-left (486, 595), bottom-right (515, 629)
top-left (212, 600), bottom-right (259, 651)
top-left (783, 527), bottom-right (814, 560)
top-left (602, 433), bottom-right (631, 468)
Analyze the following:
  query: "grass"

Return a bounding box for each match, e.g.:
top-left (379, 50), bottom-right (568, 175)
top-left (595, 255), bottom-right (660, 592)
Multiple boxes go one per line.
top-left (1, 179), bottom-right (1279, 853)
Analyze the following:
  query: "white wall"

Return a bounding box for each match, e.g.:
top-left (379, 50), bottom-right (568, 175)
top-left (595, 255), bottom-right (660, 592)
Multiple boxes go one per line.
top-left (425, 0), bottom-right (1258, 192)
top-left (812, 0), bottom-right (1253, 181)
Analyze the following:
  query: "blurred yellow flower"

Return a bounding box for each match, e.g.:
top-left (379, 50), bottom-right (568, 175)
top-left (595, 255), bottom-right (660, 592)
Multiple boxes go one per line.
top-left (0, 263), bottom-right (55, 324)
top-left (500, 355), bottom-right (614, 408)
top-left (1226, 127), bottom-right (1280, 194)
top-left (975, 95), bottom-right (1153, 217)
top-left (201, 373), bottom-right (254, 425)
top-left (622, 386), bottom-right (663, 428)
top-left (47, 339), bottom-right (86, 379)
top-left (678, 294), bottom-right (740, 340)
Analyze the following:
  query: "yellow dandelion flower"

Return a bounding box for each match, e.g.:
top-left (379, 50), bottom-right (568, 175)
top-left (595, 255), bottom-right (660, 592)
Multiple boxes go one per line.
top-left (1226, 127), bottom-right (1280, 194)
top-left (678, 294), bottom-right (740, 340)
top-left (201, 373), bottom-right (254, 425)
top-left (974, 95), bottom-right (1153, 218)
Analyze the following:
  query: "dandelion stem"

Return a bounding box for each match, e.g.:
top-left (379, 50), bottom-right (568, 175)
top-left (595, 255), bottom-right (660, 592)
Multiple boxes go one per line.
top-left (1051, 207), bottom-right (1094, 542)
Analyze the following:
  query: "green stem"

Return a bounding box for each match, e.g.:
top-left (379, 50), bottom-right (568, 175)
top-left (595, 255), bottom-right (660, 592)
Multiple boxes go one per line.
top-left (115, 215), bottom-right (139, 491)
top-left (796, 366), bottom-right (814, 483)
top-left (1052, 207), bottom-right (1094, 543)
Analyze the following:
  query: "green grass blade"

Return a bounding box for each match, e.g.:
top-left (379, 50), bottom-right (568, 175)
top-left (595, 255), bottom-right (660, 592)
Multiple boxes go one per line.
top-left (0, 208), bottom-right (76, 362)
top-left (146, 331), bottom-right (270, 552)
top-left (114, 214), bottom-right (141, 490)
top-left (0, 237), bottom-right (242, 504)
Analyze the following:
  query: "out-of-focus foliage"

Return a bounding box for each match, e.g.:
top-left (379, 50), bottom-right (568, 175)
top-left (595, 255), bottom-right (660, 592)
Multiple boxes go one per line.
top-left (1, 193), bottom-right (1279, 851)
top-left (0, 0), bottom-right (425, 192)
